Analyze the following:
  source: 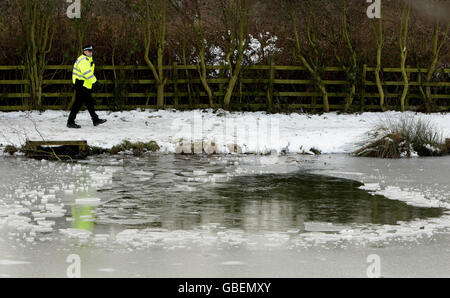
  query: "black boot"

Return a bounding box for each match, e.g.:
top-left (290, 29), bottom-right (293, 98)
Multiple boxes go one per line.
top-left (93, 119), bottom-right (107, 126)
top-left (67, 123), bottom-right (81, 129)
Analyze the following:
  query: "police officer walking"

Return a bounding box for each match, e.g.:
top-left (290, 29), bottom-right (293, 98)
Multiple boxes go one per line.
top-left (67, 45), bottom-right (107, 128)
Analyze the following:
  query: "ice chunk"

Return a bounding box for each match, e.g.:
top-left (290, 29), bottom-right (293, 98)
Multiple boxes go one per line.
top-left (59, 228), bottom-right (92, 238)
top-left (0, 259), bottom-right (31, 265)
top-left (193, 170), bottom-right (207, 176)
top-left (75, 198), bottom-right (101, 206)
top-left (359, 183), bottom-right (380, 192)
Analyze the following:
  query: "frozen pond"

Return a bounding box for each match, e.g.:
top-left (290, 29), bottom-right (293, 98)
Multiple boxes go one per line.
top-left (0, 154), bottom-right (449, 277)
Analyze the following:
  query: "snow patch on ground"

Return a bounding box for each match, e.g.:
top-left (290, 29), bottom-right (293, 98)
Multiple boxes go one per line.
top-left (1, 110), bottom-right (449, 155)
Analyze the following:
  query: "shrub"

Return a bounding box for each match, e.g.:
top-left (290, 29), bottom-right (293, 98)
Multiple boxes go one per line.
top-left (354, 115), bottom-right (447, 158)
top-left (88, 146), bottom-right (108, 155)
top-left (109, 140), bottom-right (160, 156)
top-left (4, 145), bottom-right (18, 155)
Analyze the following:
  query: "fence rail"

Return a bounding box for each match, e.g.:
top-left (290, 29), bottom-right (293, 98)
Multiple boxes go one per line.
top-left (0, 64), bottom-right (449, 112)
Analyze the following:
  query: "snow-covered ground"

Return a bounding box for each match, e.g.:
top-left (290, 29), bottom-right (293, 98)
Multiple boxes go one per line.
top-left (1, 110), bottom-right (449, 155)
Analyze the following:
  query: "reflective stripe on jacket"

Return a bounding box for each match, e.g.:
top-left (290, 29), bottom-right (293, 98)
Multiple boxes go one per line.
top-left (72, 54), bottom-right (97, 89)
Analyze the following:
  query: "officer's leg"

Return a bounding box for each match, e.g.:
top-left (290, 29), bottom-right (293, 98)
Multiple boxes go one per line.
top-left (85, 88), bottom-right (99, 122)
top-left (68, 83), bottom-right (83, 124)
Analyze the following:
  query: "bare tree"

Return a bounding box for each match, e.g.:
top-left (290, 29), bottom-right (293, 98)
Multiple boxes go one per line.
top-left (333, 0), bottom-right (358, 113)
top-left (19, 0), bottom-right (55, 108)
top-left (292, 0), bottom-right (330, 112)
top-left (171, 0), bottom-right (214, 107)
top-left (399, 0), bottom-right (411, 112)
top-left (417, 1), bottom-right (449, 113)
top-left (370, 5), bottom-right (385, 111)
top-left (143, 0), bottom-right (168, 109)
top-left (219, 0), bottom-right (250, 109)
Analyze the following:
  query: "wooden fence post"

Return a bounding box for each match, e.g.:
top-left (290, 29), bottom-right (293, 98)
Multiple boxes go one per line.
top-left (23, 70), bottom-right (30, 109)
top-left (239, 71), bottom-right (243, 104)
top-left (267, 59), bottom-right (275, 110)
top-left (120, 68), bottom-right (125, 107)
top-left (219, 63), bottom-right (225, 106)
top-left (361, 64), bottom-right (367, 112)
top-left (173, 62), bottom-right (179, 108)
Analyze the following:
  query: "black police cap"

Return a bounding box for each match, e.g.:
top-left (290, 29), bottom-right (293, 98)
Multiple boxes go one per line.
top-left (82, 45), bottom-right (94, 51)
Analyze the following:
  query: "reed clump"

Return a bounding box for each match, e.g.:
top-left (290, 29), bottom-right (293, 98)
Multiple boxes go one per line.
top-left (354, 116), bottom-right (447, 158)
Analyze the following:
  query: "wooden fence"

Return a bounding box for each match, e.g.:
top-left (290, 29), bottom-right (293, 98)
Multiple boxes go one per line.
top-left (0, 64), bottom-right (449, 111)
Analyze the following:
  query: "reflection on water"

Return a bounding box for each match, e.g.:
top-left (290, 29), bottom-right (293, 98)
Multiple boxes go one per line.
top-left (93, 157), bottom-right (443, 233)
top-left (0, 155), bottom-right (445, 240)
top-left (72, 205), bottom-right (95, 232)
top-left (215, 173), bottom-right (443, 227)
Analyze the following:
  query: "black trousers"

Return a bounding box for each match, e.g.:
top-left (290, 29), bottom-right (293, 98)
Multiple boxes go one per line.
top-left (68, 80), bottom-right (99, 124)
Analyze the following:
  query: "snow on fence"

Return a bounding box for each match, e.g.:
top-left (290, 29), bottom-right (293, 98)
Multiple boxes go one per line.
top-left (0, 64), bottom-right (449, 112)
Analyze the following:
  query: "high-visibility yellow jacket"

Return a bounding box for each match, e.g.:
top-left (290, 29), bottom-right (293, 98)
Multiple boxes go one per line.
top-left (72, 54), bottom-right (97, 89)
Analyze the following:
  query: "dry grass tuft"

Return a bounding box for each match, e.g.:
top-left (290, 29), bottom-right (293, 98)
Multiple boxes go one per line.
top-left (354, 115), bottom-right (447, 158)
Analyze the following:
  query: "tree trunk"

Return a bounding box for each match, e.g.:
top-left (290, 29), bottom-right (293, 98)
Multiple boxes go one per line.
top-left (344, 85), bottom-right (355, 113)
top-left (400, 62), bottom-right (408, 112)
top-left (399, 1), bottom-right (410, 112)
top-left (200, 74), bottom-right (213, 107)
top-left (318, 83), bottom-right (329, 113)
top-left (223, 63), bottom-right (241, 108)
top-left (375, 42), bottom-right (385, 111)
top-left (156, 82), bottom-right (164, 109)
top-left (199, 50), bottom-right (213, 107)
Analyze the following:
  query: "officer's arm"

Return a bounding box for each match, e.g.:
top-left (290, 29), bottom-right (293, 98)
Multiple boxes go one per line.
top-left (79, 60), bottom-right (97, 84)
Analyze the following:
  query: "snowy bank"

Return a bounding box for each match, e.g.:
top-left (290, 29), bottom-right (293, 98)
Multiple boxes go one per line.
top-left (1, 110), bottom-right (449, 155)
